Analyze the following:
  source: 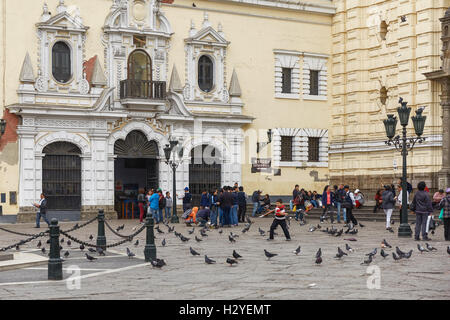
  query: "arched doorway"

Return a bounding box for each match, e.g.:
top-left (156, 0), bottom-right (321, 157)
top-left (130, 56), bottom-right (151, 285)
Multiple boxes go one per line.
top-left (128, 50), bottom-right (152, 81)
top-left (189, 145), bottom-right (222, 206)
top-left (113, 130), bottom-right (159, 218)
top-left (42, 142), bottom-right (82, 210)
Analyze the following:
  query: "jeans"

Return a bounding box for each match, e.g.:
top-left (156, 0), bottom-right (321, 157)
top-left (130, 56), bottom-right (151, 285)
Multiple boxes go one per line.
top-left (36, 212), bottom-right (50, 227)
top-left (149, 208), bottom-right (158, 221)
top-left (310, 200), bottom-right (318, 208)
top-left (444, 218), bottom-right (450, 241)
top-left (415, 212), bottom-right (429, 239)
top-left (384, 208), bottom-right (393, 228)
top-left (165, 207), bottom-right (172, 219)
top-left (222, 207), bottom-right (231, 226)
top-left (219, 207), bottom-right (224, 226)
top-left (210, 206), bottom-right (218, 226)
top-left (238, 204), bottom-right (246, 222)
top-left (336, 202), bottom-right (342, 222)
top-left (321, 204), bottom-right (333, 222)
top-left (252, 202), bottom-right (260, 217)
top-left (231, 205), bottom-right (239, 225)
top-left (342, 207), bottom-right (347, 223)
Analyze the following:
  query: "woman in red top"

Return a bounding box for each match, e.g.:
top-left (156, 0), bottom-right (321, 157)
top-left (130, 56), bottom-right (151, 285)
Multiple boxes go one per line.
top-left (373, 189), bottom-right (382, 213)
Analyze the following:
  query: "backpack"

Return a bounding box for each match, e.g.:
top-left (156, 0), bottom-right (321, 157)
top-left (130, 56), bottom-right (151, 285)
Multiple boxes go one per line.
top-left (159, 196), bottom-right (166, 209)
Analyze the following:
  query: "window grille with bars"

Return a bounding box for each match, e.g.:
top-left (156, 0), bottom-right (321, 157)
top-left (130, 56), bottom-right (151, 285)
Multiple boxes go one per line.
top-left (280, 136), bottom-right (293, 162)
top-left (309, 70), bottom-right (319, 96)
top-left (308, 137), bottom-right (320, 162)
top-left (281, 68), bottom-right (292, 93)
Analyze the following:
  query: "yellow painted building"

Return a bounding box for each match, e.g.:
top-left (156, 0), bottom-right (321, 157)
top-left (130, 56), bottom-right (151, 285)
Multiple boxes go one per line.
top-left (0, 0), bottom-right (335, 219)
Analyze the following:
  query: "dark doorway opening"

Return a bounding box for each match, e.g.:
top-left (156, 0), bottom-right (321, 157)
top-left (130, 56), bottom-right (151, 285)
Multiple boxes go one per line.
top-left (189, 145), bottom-right (221, 206)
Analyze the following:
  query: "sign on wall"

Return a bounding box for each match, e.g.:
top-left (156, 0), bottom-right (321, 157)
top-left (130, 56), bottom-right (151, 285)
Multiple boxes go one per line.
top-left (251, 158), bottom-right (272, 173)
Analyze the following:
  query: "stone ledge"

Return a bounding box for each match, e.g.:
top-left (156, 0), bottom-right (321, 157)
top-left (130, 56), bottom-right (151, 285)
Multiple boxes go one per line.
top-left (0, 252), bottom-right (47, 272)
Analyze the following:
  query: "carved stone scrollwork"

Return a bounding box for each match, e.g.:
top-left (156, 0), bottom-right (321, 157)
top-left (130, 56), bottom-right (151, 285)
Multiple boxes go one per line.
top-left (78, 78), bottom-right (90, 95)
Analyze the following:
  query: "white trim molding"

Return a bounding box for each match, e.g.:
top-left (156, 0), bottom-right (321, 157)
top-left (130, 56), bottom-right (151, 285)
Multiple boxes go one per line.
top-left (303, 54), bottom-right (328, 100)
top-left (274, 52), bottom-right (300, 99)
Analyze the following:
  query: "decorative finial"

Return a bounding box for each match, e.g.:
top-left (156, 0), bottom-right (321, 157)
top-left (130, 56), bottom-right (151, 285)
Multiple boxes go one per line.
top-left (202, 11), bottom-right (211, 28)
top-left (57, 0), bottom-right (67, 14)
top-left (41, 3), bottom-right (51, 22)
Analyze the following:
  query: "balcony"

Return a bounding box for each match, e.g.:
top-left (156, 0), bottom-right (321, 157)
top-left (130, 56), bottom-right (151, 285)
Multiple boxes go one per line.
top-left (119, 79), bottom-right (167, 110)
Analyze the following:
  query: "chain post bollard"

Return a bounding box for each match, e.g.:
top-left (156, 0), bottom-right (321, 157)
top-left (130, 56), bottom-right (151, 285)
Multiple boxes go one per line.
top-left (96, 209), bottom-right (106, 251)
top-left (48, 218), bottom-right (63, 281)
top-left (144, 213), bottom-right (156, 262)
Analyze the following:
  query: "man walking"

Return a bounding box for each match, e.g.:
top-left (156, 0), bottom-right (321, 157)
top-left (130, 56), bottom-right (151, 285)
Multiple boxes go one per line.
top-left (381, 185), bottom-right (395, 231)
top-left (334, 185), bottom-right (345, 223)
top-left (237, 186), bottom-right (247, 223)
top-left (291, 184), bottom-right (300, 211)
top-left (343, 185), bottom-right (358, 227)
top-left (33, 193), bottom-right (50, 228)
top-left (251, 190), bottom-right (261, 217)
top-left (410, 181), bottom-right (433, 241)
top-left (149, 189), bottom-right (160, 224)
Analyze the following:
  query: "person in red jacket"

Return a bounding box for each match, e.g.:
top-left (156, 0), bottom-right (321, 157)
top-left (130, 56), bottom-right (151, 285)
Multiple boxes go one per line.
top-left (261, 199), bottom-right (291, 241)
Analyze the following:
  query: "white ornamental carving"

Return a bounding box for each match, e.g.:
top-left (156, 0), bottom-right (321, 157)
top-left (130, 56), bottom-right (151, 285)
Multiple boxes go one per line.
top-left (35, 75), bottom-right (48, 92)
top-left (78, 78), bottom-right (90, 95)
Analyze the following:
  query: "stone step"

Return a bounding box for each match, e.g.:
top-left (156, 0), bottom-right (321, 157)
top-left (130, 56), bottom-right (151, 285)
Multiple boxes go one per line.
top-left (0, 253), bottom-right (14, 262)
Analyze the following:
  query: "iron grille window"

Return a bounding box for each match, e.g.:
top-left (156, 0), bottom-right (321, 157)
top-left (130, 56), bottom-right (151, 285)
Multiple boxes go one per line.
top-left (198, 55), bottom-right (214, 92)
top-left (52, 41), bottom-right (71, 83)
top-left (281, 68), bottom-right (292, 93)
top-left (280, 136), bottom-right (293, 162)
top-left (310, 70), bottom-right (319, 95)
top-left (9, 192), bottom-right (17, 205)
top-left (308, 137), bottom-right (320, 162)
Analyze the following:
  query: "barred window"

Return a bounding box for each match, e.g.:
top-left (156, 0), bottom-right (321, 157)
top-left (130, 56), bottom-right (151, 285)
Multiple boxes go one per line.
top-left (198, 55), bottom-right (214, 92)
top-left (52, 41), bottom-right (71, 83)
top-left (308, 137), bottom-right (320, 162)
top-left (280, 136), bottom-right (293, 162)
top-left (281, 68), bottom-right (292, 93)
top-left (310, 70), bottom-right (319, 95)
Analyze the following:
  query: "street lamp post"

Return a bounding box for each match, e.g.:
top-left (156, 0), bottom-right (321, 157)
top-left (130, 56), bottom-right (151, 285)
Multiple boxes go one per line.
top-left (164, 140), bottom-right (183, 224)
top-left (383, 97), bottom-right (427, 237)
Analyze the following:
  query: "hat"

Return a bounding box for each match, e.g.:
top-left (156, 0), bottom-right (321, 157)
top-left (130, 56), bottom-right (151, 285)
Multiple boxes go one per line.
top-left (344, 185), bottom-right (349, 189)
top-left (184, 187), bottom-right (189, 191)
top-left (354, 189), bottom-right (360, 194)
top-left (446, 188), bottom-right (450, 193)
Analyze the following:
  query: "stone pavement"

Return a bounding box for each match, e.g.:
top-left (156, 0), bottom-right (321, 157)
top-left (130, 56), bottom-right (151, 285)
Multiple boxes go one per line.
top-left (0, 217), bottom-right (449, 300)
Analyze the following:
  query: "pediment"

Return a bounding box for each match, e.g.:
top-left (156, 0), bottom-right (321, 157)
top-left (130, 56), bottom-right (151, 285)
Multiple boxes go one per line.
top-left (37, 12), bottom-right (88, 31)
top-left (187, 27), bottom-right (229, 45)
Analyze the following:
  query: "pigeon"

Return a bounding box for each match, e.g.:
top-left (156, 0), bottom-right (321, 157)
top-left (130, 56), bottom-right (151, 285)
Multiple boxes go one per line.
top-left (200, 229), bottom-right (208, 237)
top-left (359, 223), bottom-right (365, 228)
top-left (293, 246), bottom-right (301, 255)
top-left (401, 15), bottom-right (406, 22)
top-left (150, 259), bottom-right (166, 268)
top-left (315, 248), bottom-right (322, 259)
top-left (230, 232), bottom-right (239, 238)
top-left (388, 228), bottom-right (394, 233)
top-left (79, 244), bottom-right (85, 251)
top-left (218, 229), bottom-right (223, 234)
top-left (315, 256), bottom-right (322, 265)
top-left (366, 248), bottom-right (377, 257)
top-left (116, 225), bottom-right (124, 232)
top-left (88, 247), bottom-right (96, 253)
top-left (168, 226), bottom-right (174, 233)
top-left (73, 223), bottom-right (79, 229)
top-left (155, 226), bottom-right (164, 234)
top-left (46, 239), bottom-right (50, 244)
top-left (335, 247), bottom-right (347, 259)
top-left (344, 227), bottom-right (351, 234)
top-left (308, 226), bottom-right (317, 232)
top-left (242, 225), bottom-right (251, 233)
top-left (345, 243), bottom-right (353, 252)
top-left (447, 246), bottom-right (450, 255)
top-left (344, 238), bottom-right (357, 241)
top-left (349, 228), bottom-right (358, 235)
top-left (396, 246), bottom-right (406, 257)
top-left (126, 248), bottom-right (135, 258)
top-left (380, 249), bottom-right (389, 258)
top-left (59, 246), bottom-right (63, 251)
top-left (162, 238), bottom-right (166, 247)
top-left (316, 224), bottom-right (321, 230)
top-left (195, 235), bottom-right (202, 242)
top-left (16, 245), bottom-right (20, 251)
top-left (60, 238), bottom-right (64, 244)
top-left (67, 240), bottom-right (71, 247)
top-left (174, 231), bottom-right (181, 238)
top-left (264, 249), bottom-right (277, 260)
top-left (180, 235), bottom-right (190, 242)
top-left (403, 250), bottom-right (413, 259)
top-left (89, 235), bottom-right (93, 241)
top-left (64, 251), bottom-right (70, 258)
top-left (425, 243), bottom-right (437, 251)
top-left (37, 240), bottom-right (42, 248)
top-left (226, 258), bottom-right (238, 266)
top-left (190, 247), bottom-right (200, 256)
top-left (97, 247), bottom-right (105, 256)
top-left (192, 3), bottom-right (197, 8)
top-left (232, 250), bottom-right (242, 259)
top-left (205, 255), bottom-right (216, 264)
top-left (392, 252), bottom-right (402, 261)
top-left (361, 254), bottom-right (373, 265)
top-left (228, 235), bottom-right (236, 243)
top-left (335, 229), bottom-right (343, 237)
top-left (417, 244), bottom-right (428, 253)
top-left (85, 253), bottom-right (97, 261)
top-left (41, 247), bottom-right (46, 254)
top-left (246, 216), bottom-right (253, 224)
top-left (258, 228), bottom-right (266, 236)
top-left (382, 239), bottom-right (392, 248)
top-left (134, 240), bottom-right (139, 247)
top-left (188, 228), bottom-right (195, 234)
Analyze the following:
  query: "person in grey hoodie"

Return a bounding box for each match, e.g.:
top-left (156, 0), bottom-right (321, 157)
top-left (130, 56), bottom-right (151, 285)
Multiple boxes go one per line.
top-left (410, 181), bottom-right (433, 241)
top-left (381, 185), bottom-right (396, 230)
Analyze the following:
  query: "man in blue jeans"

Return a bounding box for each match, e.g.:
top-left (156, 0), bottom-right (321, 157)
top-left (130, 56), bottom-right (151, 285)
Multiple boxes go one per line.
top-left (334, 184), bottom-right (346, 223)
top-left (33, 193), bottom-right (50, 228)
top-left (149, 190), bottom-right (160, 223)
top-left (251, 190), bottom-right (261, 217)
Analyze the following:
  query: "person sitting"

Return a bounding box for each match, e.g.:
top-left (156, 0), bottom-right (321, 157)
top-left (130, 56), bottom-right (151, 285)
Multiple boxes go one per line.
top-left (196, 207), bottom-right (210, 227)
top-left (185, 206), bottom-right (199, 226)
top-left (354, 189), bottom-right (365, 209)
top-left (262, 194), bottom-right (271, 212)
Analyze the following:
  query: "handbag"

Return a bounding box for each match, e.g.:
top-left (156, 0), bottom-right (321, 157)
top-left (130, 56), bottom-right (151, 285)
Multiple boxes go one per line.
top-left (439, 208), bottom-right (444, 220)
top-left (342, 202), bottom-right (353, 209)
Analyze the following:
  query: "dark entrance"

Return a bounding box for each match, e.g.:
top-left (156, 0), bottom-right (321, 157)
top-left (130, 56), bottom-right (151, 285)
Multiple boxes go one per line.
top-left (189, 145), bottom-right (221, 206)
top-left (114, 130), bottom-right (159, 218)
top-left (42, 142), bottom-right (82, 210)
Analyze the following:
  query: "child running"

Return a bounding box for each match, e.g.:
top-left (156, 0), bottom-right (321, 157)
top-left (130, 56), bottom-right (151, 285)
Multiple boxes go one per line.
top-left (260, 199), bottom-right (291, 241)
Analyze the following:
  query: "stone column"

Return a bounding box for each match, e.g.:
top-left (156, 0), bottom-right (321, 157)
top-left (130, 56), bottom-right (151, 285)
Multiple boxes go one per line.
top-left (439, 78), bottom-right (450, 189)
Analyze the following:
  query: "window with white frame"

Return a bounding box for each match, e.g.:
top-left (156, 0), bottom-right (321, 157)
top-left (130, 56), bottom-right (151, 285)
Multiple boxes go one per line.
top-left (274, 50), bottom-right (300, 99)
top-left (303, 54), bottom-right (328, 100)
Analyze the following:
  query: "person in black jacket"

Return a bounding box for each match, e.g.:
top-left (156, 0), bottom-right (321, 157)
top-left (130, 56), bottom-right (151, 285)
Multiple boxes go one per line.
top-left (218, 187), bottom-right (234, 227)
top-left (33, 193), bottom-right (50, 228)
top-left (410, 181), bottom-right (433, 241)
top-left (237, 186), bottom-right (247, 223)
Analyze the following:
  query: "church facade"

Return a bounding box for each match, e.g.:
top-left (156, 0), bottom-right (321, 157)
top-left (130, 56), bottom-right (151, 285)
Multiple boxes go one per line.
top-left (0, 0), bottom-right (334, 218)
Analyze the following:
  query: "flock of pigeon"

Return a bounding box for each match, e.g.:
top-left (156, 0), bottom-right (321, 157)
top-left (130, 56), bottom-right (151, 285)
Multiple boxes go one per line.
top-left (25, 216), bottom-right (450, 269)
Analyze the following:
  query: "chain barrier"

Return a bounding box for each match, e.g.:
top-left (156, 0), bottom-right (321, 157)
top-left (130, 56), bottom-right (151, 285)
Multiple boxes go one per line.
top-left (59, 223), bottom-right (146, 249)
top-left (0, 226), bottom-right (49, 237)
top-left (104, 220), bottom-right (142, 239)
top-left (0, 231), bottom-right (49, 252)
top-left (61, 216), bottom-right (98, 234)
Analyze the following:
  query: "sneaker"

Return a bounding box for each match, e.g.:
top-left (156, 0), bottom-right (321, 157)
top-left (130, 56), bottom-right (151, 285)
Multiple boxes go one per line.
top-left (414, 237), bottom-right (420, 241)
top-left (266, 238), bottom-right (274, 241)
top-left (285, 239), bottom-right (291, 241)
top-left (422, 236), bottom-right (431, 241)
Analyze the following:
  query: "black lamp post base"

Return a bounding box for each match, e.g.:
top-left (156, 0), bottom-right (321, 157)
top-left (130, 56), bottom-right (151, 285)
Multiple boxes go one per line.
top-left (48, 260), bottom-right (63, 280)
top-left (96, 237), bottom-right (106, 251)
top-left (398, 223), bottom-right (412, 237)
top-left (144, 245), bottom-right (157, 262)
top-left (170, 214), bottom-right (179, 224)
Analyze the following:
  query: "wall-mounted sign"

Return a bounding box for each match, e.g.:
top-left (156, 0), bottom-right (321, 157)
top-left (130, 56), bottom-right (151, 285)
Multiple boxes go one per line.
top-left (251, 158), bottom-right (272, 173)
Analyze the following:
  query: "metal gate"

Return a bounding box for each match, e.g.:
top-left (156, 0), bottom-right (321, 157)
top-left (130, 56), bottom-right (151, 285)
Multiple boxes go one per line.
top-left (42, 142), bottom-right (82, 210)
top-left (189, 145), bottom-right (221, 206)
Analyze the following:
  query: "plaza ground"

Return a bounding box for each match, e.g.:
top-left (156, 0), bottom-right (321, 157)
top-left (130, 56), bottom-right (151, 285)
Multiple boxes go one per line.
top-left (0, 216), bottom-right (449, 300)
